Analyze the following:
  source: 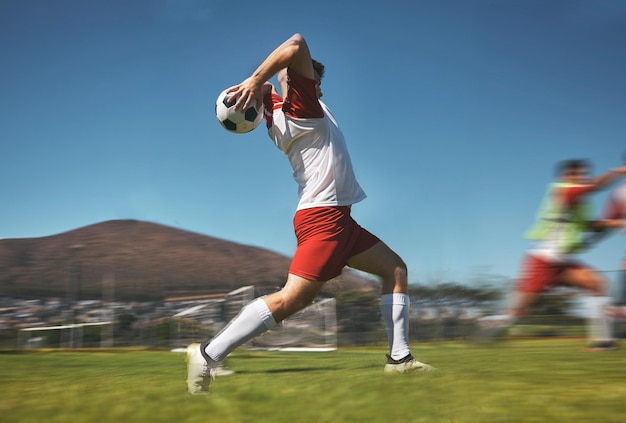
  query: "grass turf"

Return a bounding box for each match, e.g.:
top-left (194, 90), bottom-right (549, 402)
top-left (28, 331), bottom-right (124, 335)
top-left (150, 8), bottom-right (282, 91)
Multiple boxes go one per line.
top-left (1, 340), bottom-right (625, 422)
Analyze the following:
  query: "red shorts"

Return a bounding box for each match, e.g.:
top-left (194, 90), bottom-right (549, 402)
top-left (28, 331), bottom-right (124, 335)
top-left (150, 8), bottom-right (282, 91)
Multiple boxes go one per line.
top-left (289, 206), bottom-right (380, 282)
top-left (516, 254), bottom-right (585, 293)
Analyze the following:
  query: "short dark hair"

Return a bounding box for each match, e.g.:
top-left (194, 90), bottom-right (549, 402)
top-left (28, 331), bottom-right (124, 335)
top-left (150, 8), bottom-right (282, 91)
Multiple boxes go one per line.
top-left (556, 159), bottom-right (591, 176)
top-left (312, 59), bottom-right (325, 80)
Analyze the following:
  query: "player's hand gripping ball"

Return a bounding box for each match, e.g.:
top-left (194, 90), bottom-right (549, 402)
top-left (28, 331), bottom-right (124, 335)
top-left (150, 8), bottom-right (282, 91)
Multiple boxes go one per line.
top-left (215, 89), bottom-right (263, 134)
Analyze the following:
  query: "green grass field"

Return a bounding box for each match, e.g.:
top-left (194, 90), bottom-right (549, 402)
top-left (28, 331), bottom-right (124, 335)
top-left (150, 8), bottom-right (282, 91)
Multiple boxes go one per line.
top-left (1, 340), bottom-right (625, 423)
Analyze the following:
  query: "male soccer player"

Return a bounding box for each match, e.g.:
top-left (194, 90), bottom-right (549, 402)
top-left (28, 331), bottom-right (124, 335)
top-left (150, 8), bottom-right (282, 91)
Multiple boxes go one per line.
top-left (186, 33), bottom-right (434, 394)
top-left (477, 159), bottom-right (626, 349)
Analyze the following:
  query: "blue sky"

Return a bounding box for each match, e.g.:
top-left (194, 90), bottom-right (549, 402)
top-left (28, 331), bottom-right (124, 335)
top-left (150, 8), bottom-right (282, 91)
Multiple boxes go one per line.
top-left (1, 0), bottom-right (625, 288)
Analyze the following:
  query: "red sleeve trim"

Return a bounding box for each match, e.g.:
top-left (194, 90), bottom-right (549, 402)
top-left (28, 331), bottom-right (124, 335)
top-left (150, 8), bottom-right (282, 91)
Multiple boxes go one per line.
top-left (262, 92), bottom-right (284, 129)
top-left (283, 69), bottom-right (323, 119)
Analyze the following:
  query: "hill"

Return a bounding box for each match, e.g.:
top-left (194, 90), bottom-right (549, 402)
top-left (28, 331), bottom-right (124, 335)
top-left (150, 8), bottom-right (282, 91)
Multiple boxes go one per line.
top-left (0, 220), bottom-right (377, 301)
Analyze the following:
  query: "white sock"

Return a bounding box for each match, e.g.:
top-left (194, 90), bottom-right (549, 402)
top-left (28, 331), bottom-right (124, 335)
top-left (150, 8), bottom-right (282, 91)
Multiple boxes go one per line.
top-left (586, 296), bottom-right (614, 343)
top-left (204, 297), bottom-right (277, 363)
top-left (381, 293), bottom-right (411, 360)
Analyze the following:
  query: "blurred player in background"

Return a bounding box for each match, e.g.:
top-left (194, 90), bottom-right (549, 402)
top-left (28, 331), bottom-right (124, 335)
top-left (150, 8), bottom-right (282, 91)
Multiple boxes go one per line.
top-left (186, 33), bottom-right (434, 395)
top-left (477, 159), bottom-right (626, 350)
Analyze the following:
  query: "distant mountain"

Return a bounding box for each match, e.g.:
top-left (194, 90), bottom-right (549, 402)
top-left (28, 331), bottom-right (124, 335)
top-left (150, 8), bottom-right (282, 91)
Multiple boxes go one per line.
top-left (0, 220), bottom-right (377, 301)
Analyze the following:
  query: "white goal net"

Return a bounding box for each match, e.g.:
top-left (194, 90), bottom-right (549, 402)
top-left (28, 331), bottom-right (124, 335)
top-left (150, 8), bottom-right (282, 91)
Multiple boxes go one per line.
top-left (249, 297), bottom-right (337, 351)
top-left (17, 286), bottom-right (337, 350)
top-left (177, 286), bottom-right (337, 351)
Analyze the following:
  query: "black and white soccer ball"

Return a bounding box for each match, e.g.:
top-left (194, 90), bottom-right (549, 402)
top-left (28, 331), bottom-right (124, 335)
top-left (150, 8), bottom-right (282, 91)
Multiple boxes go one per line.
top-left (215, 89), bottom-right (263, 134)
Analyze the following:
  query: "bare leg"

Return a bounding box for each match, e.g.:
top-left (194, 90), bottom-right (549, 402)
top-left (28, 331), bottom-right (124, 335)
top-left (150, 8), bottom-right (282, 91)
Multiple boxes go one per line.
top-left (507, 291), bottom-right (540, 318)
top-left (348, 241), bottom-right (414, 361)
top-left (560, 266), bottom-right (607, 295)
top-left (347, 241), bottom-right (408, 294)
top-left (263, 273), bottom-right (325, 322)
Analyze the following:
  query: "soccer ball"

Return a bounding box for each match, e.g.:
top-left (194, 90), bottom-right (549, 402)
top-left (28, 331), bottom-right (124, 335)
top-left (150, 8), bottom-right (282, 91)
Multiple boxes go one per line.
top-left (215, 89), bottom-right (263, 134)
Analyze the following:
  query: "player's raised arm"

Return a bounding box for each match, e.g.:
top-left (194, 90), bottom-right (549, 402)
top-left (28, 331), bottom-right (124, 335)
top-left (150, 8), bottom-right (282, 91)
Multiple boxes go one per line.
top-left (227, 33), bottom-right (315, 112)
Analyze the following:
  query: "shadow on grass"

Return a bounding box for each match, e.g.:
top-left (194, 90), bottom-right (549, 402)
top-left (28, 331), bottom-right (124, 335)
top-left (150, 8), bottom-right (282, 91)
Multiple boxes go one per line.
top-left (235, 366), bottom-right (340, 374)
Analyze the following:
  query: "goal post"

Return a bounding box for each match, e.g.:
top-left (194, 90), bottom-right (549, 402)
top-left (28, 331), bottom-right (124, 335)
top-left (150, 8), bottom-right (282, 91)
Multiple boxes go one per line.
top-left (18, 322), bottom-right (113, 349)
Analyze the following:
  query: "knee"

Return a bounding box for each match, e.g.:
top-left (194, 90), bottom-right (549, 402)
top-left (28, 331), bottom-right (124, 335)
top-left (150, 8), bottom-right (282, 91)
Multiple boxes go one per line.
top-left (269, 290), bottom-right (310, 321)
top-left (396, 259), bottom-right (407, 274)
top-left (384, 260), bottom-right (407, 293)
top-left (395, 262), bottom-right (407, 281)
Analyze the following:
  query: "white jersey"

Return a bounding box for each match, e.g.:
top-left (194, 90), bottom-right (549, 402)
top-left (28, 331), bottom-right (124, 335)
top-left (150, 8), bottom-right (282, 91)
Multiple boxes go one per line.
top-left (264, 71), bottom-right (366, 210)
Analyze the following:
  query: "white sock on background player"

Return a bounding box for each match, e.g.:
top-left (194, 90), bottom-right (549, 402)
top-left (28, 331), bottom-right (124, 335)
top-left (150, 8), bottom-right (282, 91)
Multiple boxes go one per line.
top-left (586, 296), bottom-right (614, 344)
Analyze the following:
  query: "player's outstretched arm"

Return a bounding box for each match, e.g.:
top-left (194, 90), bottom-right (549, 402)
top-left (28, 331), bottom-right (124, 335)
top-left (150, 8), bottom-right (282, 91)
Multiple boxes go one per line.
top-left (227, 33), bottom-right (314, 112)
top-left (590, 165), bottom-right (626, 192)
